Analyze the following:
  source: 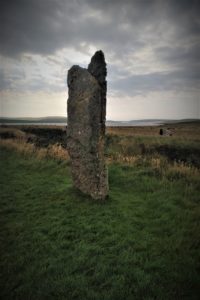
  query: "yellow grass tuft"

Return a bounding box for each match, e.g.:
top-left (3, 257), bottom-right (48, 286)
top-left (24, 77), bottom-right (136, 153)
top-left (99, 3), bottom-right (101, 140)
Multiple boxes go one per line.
top-left (47, 143), bottom-right (69, 161)
top-left (0, 138), bottom-right (69, 161)
top-left (166, 161), bottom-right (200, 179)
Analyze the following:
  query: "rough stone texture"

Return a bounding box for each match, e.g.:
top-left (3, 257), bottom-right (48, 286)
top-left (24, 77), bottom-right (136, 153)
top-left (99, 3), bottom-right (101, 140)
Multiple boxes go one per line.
top-left (67, 51), bottom-right (108, 200)
top-left (88, 50), bottom-right (107, 136)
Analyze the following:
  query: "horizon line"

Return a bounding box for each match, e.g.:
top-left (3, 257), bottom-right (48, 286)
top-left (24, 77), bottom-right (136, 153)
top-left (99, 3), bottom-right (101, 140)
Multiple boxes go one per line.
top-left (0, 116), bottom-right (199, 122)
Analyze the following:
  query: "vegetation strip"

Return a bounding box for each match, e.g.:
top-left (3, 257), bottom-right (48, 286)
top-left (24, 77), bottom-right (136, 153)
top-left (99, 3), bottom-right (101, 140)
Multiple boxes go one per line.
top-left (0, 145), bottom-right (200, 299)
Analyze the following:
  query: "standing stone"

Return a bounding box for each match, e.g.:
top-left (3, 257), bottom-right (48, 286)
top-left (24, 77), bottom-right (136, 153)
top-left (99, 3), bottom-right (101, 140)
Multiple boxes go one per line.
top-left (67, 51), bottom-right (108, 200)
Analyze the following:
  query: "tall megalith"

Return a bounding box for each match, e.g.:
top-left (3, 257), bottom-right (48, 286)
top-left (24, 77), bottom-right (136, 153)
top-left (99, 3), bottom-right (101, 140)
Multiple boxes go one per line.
top-left (67, 50), bottom-right (109, 200)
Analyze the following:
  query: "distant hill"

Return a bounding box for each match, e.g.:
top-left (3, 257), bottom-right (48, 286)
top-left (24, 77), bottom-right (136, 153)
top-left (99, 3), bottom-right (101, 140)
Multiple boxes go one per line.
top-left (0, 116), bottom-right (67, 124)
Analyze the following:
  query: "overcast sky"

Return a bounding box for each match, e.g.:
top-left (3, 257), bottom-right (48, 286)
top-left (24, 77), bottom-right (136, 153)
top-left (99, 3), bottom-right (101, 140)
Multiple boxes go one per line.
top-left (1, 0), bottom-right (199, 120)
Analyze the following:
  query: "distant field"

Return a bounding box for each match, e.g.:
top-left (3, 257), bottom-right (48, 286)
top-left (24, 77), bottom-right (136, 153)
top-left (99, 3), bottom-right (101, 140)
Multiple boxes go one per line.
top-left (107, 122), bottom-right (200, 139)
top-left (0, 122), bottom-right (200, 299)
top-left (2, 119), bottom-right (199, 138)
top-left (1, 121), bottom-right (199, 166)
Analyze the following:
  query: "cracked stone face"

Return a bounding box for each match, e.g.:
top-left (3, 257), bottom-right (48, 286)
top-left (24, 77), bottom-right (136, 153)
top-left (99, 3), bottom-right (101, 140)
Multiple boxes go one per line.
top-left (67, 51), bottom-right (108, 200)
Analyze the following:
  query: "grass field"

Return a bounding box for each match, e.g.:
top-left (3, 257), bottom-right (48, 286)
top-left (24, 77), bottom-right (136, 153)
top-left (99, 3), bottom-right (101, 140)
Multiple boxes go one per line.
top-left (0, 123), bottom-right (200, 299)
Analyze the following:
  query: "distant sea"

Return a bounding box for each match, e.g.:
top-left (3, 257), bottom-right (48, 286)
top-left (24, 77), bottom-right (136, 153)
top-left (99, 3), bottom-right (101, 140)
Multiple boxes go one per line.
top-left (2, 121), bottom-right (164, 127)
top-left (109, 120), bottom-right (164, 127)
top-left (2, 119), bottom-right (198, 126)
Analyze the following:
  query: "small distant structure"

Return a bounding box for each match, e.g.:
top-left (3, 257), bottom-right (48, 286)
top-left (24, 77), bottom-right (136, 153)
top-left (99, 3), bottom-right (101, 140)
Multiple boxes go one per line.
top-left (159, 128), bottom-right (174, 136)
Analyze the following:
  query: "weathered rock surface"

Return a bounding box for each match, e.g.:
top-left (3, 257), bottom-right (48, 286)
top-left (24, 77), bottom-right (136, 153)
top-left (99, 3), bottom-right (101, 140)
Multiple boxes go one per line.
top-left (67, 51), bottom-right (108, 200)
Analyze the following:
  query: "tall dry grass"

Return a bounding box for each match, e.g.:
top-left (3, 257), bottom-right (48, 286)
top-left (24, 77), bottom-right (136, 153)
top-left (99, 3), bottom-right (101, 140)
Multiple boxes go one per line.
top-left (0, 138), bottom-right (69, 161)
top-left (1, 137), bottom-right (199, 180)
top-left (1, 125), bottom-right (199, 180)
top-left (107, 152), bottom-right (200, 180)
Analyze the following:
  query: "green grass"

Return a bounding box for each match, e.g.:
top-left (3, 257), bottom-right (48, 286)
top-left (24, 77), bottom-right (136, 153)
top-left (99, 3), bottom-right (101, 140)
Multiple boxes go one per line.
top-left (106, 134), bottom-right (200, 167)
top-left (0, 147), bottom-right (200, 299)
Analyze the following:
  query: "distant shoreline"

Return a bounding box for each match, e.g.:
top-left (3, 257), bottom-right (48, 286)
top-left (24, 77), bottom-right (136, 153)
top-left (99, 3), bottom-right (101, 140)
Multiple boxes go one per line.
top-left (0, 118), bottom-right (199, 127)
top-left (0, 122), bottom-right (163, 127)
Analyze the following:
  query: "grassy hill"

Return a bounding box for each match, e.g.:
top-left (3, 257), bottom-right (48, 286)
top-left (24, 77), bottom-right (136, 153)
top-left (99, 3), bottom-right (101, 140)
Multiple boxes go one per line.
top-left (0, 134), bottom-right (200, 299)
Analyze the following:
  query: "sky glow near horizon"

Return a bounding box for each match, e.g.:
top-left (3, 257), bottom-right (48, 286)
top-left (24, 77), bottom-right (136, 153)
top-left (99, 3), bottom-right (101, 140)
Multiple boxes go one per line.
top-left (0, 0), bottom-right (200, 120)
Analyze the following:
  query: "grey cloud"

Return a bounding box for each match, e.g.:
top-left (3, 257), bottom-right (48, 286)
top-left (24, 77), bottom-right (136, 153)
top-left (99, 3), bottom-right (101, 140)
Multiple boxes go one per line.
top-left (1, 0), bottom-right (79, 56)
top-left (155, 44), bottom-right (200, 67)
top-left (0, 64), bottom-right (64, 93)
top-left (1, 0), bottom-right (199, 57)
top-left (155, 44), bottom-right (200, 81)
top-left (0, 0), bottom-right (199, 97)
top-left (154, 44), bottom-right (200, 85)
top-left (86, 0), bottom-right (200, 36)
top-left (0, 67), bottom-right (25, 91)
top-left (0, 70), bottom-right (10, 90)
top-left (110, 69), bottom-right (199, 96)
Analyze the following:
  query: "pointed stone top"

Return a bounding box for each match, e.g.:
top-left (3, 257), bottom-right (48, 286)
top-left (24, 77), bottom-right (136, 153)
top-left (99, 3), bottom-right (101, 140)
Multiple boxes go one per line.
top-left (88, 50), bottom-right (107, 86)
top-left (90, 50), bottom-right (105, 63)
